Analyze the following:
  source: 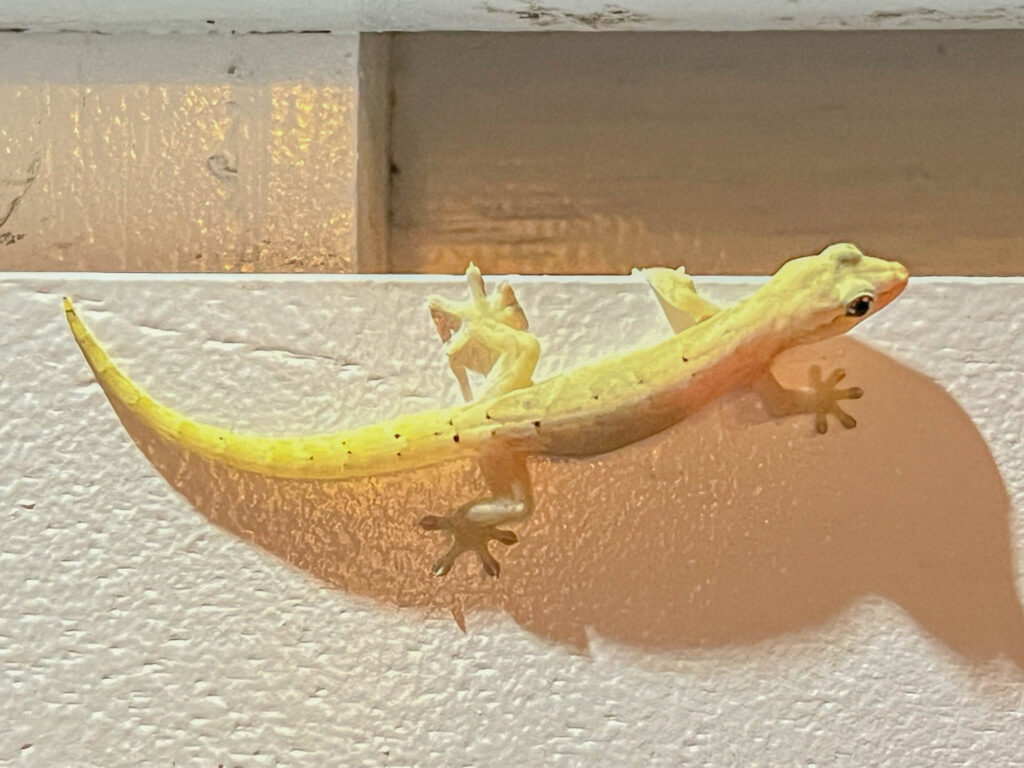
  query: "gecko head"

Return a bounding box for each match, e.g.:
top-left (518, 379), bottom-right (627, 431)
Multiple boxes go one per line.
top-left (771, 243), bottom-right (909, 345)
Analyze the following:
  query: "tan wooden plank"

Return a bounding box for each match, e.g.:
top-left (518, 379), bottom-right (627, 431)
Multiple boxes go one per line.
top-left (356, 33), bottom-right (395, 274)
top-left (390, 31), bottom-right (1024, 275)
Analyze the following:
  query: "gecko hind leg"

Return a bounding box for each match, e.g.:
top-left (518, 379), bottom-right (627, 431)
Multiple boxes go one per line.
top-left (420, 451), bottom-right (533, 577)
top-left (428, 264), bottom-right (540, 403)
top-left (754, 365), bottom-right (864, 434)
top-left (421, 267), bottom-right (538, 576)
top-left (420, 501), bottom-right (521, 577)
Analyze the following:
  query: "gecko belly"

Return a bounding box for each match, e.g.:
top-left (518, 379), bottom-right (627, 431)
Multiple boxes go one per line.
top-left (526, 394), bottom-right (697, 458)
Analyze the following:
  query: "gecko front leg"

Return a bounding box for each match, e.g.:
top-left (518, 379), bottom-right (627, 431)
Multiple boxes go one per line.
top-left (428, 264), bottom-right (538, 402)
top-left (641, 267), bottom-right (865, 434)
top-left (753, 365), bottom-right (864, 434)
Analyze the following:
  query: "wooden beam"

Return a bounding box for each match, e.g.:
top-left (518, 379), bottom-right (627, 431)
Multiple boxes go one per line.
top-left (356, 33), bottom-right (394, 273)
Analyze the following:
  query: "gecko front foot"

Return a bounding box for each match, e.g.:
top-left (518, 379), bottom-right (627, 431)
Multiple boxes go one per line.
top-left (419, 500), bottom-right (521, 577)
top-left (754, 365), bottom-right (864, 434)
top-left (807, 365), bottom-right (863, 433)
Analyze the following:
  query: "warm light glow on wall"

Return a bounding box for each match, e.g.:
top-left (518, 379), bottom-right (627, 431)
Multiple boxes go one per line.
top-left (0, 35), bottom-right (358, 272)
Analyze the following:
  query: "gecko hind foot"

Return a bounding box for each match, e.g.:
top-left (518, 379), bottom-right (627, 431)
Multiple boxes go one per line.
top-left (419, 511), bottom-right (518, 577)
top-left (809, 365), bottom-right (863, 434)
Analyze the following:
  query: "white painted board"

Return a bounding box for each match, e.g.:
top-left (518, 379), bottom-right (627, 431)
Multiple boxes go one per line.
top-left (2, 0), bottom-right (1024, 32)
top-left (1, 273), bottom-right (1022, 765)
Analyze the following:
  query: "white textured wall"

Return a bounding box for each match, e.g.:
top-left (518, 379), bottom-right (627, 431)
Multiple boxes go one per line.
top-left (1, 273), bottom-right (1022, 765)
top-left (2, 0), bottom-right (1024, 32)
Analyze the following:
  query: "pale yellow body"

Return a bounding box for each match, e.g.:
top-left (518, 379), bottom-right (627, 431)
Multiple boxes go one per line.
top-left (65, 244), bottom-right (908, 576)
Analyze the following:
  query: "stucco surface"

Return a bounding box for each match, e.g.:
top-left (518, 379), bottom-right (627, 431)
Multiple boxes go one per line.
top-left (1, 273), bottom-right (1022, 765)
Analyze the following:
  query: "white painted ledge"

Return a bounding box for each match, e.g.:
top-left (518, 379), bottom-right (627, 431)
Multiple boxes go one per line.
top-left (2, 0), bottom-right (1023, 33)
top-left (1, 273), bottom-right (1022, 765)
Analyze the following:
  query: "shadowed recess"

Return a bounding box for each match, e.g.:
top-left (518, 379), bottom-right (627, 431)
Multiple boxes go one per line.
top-left (390, 32), bottom-right (1024, 275)
top-left (104, 337), bottom-right (1024, 666)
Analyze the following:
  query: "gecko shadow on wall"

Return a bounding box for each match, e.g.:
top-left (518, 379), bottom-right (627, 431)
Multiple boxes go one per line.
top-left (107, 335), bottom-right (1024, 667)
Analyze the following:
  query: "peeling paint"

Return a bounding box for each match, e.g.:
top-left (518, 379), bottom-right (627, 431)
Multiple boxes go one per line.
top-left (0, 156), bottom-right (39, 230)
top-left (482, 1), bottom-right (655, 29)
top-left (206, 150), bottom-right (239, 181)
top-left (0, 156), bottom-right (38, 247)
top-left (860, 5), bottom-right (1019, 25)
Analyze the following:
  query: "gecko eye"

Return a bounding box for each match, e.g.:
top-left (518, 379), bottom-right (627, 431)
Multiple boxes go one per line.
top-left (845, 295), bottom-right (873, 317)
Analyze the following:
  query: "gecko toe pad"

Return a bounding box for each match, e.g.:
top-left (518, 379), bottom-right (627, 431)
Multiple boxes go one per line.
top-left (419, 513), bottom-right (518, 577)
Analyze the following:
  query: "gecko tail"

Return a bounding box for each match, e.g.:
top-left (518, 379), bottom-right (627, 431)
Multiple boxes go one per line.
top-left (62, 297), bottom-right (466, 480)
top-left (63, 296), bottom-right (263, 471)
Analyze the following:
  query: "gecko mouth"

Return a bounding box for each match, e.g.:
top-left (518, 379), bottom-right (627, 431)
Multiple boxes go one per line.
top-left (877, 264), bottom-right (909, 309)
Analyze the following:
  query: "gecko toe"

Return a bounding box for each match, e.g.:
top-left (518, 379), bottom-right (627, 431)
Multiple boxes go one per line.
top-left (815, 411), bottom-right (829, 434)
top-left (419, 514), bottom-right (450, 532)
top-left (826, 368), bottom-right (847, 386)
top-left (491, 528), bottom-right (518, 546)
top-left (432, 550), bottom-right (458, 577)
top-left (833, 405), bottom-right (857, 429)
top-left (478, 547), bottom-right (501, 578)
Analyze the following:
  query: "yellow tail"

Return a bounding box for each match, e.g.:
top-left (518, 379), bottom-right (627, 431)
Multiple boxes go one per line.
top-left (63, 298), bottom-right (470, 480)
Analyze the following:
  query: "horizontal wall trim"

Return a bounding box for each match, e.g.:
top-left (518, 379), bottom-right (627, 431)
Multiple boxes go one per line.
top-left (2, 0), bottom-right (1024, 33)
top-left (7, 272), bottom-right (1024, 286)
